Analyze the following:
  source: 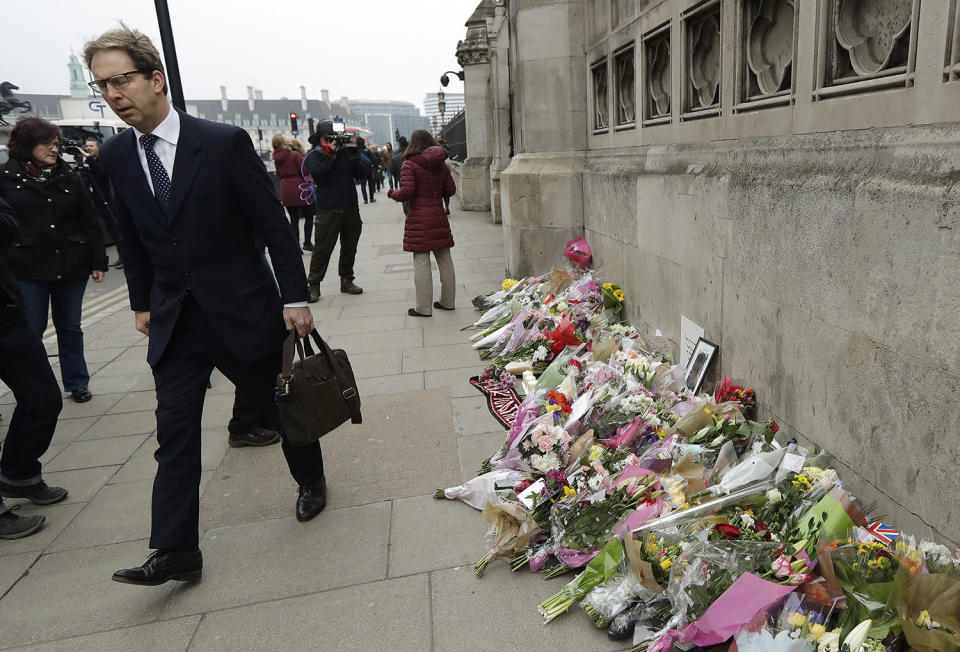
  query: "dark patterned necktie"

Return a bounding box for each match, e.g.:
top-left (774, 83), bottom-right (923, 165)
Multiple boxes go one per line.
top-left (139, 133), bottom-right (171, 211)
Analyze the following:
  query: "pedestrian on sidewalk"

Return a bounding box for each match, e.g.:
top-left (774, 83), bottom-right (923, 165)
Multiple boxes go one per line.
top-left (390, 136), bottom-right (407, 188)
top-left (303, 121), bottom-right (366, 302)
top-left (78, 137), bottom-right (124, 268)
top-left (382, 143), bottom-right (396, 190)
top-left (0, 117), bottom-right (108, 404)
top-left (0, 190), bottom-right (67, 539)
top-left (86, 23), bottom-right (327, 586)
top-left (387, 130), bottom-right (457, 318)
top-left (370, 145), bottom-right (384, 192)
top-left (436, 136), bottom-right (452, 216)
top-left (356, 137), bottom-right (377, 204)
top-left (273, 134), bottom-right (314, 252)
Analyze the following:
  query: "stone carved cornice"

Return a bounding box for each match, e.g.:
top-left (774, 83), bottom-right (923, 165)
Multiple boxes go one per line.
top-left (457, 25), bottom-right (490, 66)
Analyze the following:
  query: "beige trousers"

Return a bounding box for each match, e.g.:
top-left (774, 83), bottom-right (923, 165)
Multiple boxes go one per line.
top-left (413, 248), bottom-right (456, 315)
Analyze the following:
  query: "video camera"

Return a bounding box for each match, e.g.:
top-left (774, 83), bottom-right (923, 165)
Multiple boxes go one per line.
top-left (308, 120), bottom-right (359, 159)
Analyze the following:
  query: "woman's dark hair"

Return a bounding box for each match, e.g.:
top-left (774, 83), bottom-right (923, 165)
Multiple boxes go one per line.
top-left (403, 129), bottom-right (435, 159)
top-left (7, 117), bottom-right (61, 162)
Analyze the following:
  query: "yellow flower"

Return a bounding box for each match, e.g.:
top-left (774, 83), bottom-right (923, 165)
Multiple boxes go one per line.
top-left (562, 485), bottom-right (577, 497)
top-left (808, 623), bottom-right (826, 641)
top-left (602, 283), bottom-right (613, 290)
top-left (787, 612), bottom-right (808, 628)
top-left (613, 289), bottom-right (625, 302)
top-left (917, 610), bottom-right (932, 628)
top-left (587, 444), bottom-right (605, 463)
top-left (659, 559), bottom-right (673, 570)
top-left (501, 278), bottom-right (518, 291)
top-left (545, 403), bottom-right (560, 413)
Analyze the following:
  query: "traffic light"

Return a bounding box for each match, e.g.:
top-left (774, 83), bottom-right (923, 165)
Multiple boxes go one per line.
top-left (289, 112), bottom-right (299, 135)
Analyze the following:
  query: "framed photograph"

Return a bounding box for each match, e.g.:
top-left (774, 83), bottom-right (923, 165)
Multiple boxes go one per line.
top-left (685, 337), bottom-right (718, 394)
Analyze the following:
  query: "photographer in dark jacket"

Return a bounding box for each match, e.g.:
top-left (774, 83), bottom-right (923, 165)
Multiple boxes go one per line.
top-left (0, 192), bottom-right (67, 538)
top-left (303, 121), bottom-right (366, 302)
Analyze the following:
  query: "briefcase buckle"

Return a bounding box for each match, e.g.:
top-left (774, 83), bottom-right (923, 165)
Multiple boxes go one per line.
top-left (278, 376), bottom-right (293, 397)
top-left (342, 387), bottom-right (357, 400)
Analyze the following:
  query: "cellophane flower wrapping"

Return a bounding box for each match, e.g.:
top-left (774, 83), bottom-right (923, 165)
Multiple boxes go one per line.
top-left (896, 572), bottom-right (960, 652)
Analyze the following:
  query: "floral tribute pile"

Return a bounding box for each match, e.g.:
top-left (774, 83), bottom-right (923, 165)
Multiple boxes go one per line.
top-left (437, 267), bottom-right (960, 652)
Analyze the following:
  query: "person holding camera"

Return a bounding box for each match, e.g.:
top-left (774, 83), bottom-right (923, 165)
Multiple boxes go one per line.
top-left (0, 117), bottom-right (108, 404)
top-left (304, 122), bottom-right (366, 302)
top-left (78, 137), bottom-right (124, 268)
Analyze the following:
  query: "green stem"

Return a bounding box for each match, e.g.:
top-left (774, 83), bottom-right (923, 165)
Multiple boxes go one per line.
top-left (433, 489), bottom-right (446, 499)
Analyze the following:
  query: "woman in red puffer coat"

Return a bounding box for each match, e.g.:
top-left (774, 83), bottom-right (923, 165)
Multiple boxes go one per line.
top-left (387, 130), bottom-right (457, 317)
top-left (272, 134), bottom-right (313, 251)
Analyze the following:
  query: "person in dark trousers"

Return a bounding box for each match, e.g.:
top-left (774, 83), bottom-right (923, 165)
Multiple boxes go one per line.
top-left (382, 143), bottom-right (396, 189)
top-left (435, 136), bottom-right (452, 215)
top-left (0, 191), bottom-right (67, 538)
top-left (303, 122), bottom-right (366, 302)
top-left (355, 137), bottom-right (377, 204)
top-left (370, 145), bottom-right (384, 192)
top-left (0, 117), bottom-right (108, 404)
top-left (86, 23), bottom-right (326, 586)
top-left (387, 130), bottom-right (457, 318)
top-left (272, 134), bottom-right (313, 251)
top-left (390, 136), bottom-right (407, 188)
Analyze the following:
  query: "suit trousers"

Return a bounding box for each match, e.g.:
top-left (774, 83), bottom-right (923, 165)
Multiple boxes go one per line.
top-left (413, 248), bottom-right (456, 315)
top-left (0, 308), bottom-right (63, 485)
top-left (150, 296), bottom-right (324, 550)
top-left (307, 205), bottom-right (362, 288)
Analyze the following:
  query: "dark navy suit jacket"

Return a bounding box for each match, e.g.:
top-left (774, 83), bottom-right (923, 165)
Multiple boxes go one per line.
top-left (99, 110), bottom-right (308, 366)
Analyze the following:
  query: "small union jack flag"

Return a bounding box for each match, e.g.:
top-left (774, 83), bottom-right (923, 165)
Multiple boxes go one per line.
top-left (865, 521), bottom-right (900, 545)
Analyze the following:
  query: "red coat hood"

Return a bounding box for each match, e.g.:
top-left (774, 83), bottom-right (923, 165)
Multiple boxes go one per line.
top-left (408, 146), bottom-right (448, 172)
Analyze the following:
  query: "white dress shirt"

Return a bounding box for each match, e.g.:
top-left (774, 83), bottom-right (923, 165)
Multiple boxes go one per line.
top-left (133, 106), bottom-right (179, 195)
top-left (134, 106), bottom-right (305, 308)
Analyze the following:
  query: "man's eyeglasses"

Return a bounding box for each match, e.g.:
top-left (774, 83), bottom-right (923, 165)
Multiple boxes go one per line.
top-left (88, 70), bottom-right (147, 94)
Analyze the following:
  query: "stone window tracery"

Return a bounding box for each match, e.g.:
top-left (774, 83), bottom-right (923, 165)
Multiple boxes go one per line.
top-left (814, 0), bottom-right (920, 99)
top-left (613, 0), bottom-right (636, 27)
top-left (615, 45), bottom-right (637, 127)
top-left (736, 0), bottom-right (796, 110)
top-left (592, 59), bottom-right (610, 131)
top-left (590, 0), bottom-right (610, 43)
top-left (642, 22), bottom-right (672, 124)
top-left (946, 0), bottom-right (960, 82)
top-left (682, 0), bottom-right (723, 119)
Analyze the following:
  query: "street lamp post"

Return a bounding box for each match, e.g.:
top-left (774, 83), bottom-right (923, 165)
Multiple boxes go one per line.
top-left (437, 89), bottom-right (446, 135)
top-left (154, 0), bottom-right (186, 112)
top-left (430, 116), bottom-right (437, 136)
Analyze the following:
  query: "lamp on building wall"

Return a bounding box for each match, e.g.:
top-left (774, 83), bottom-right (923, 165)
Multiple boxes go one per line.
top-left (439, 70), bottom-right (464, 87)
top-left (437, 89), bottom-right (446, 133)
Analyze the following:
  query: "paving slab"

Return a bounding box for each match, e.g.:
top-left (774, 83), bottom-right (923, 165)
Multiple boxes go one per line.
top-left (425, 366), bottom-right (485, 398)
top-left (58, 392), bottom-right (123, 419)
top-left (431, 564), bottom-right (625, 652)
top-left (106, 391), bottom-right (157, 415)
top-left (80, 410), bottom-right (156, 440)
top-left (423, 324), bottom-right (474, 347)
top-left (0, 551), bottom-right (39, 597)
top-left (451, 395), bottom-right (498, 436)
top-left (403, 343), bottom-right (484, 373)
top-left (357, 372), bottom-right (425, 397)
top-left (39, 465), bottom-right (120, 505)
top-left (0, 502), bottom-right (84, 557)
top-left (316, 314), bottom-right (407, 336)
top-left (188, 574), bottom-right (430, 651)
top-left (200, 389), bottom-right (460, 529)
top-left (0, 539), bottom-right (176, 648)
top-left (94, 358), bottom-right (151, 378)
top-left (338, 299), bottom-right (412, 320)
top-left (89, 372), bottom-right (153, 396)
top-left (48, 479), bottom-right (153, 552)
top-left (163, 501), bottom-right (390, 618)
top-left (457, 432), bottom-right (508, 482)
top-left (44, 434), bottom-right (148, 473)
top-left (327, 327), bottom-right (422, 353)
top-left (20, 616), bottom-right (201, 652)
top-left (48, 415), bottom-right (97, 446)
top-left (79, 347), bottom-right (128, 364)
top-left (350, 349), bottom-right (403, 379)
top-left (388, 494), bottom-right (490, 577)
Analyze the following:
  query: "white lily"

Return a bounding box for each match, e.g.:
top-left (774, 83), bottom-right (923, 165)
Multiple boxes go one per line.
top-left (841, 620), bottom-right (872, 652)
top-left (817, 631), bottom-right (840, 652)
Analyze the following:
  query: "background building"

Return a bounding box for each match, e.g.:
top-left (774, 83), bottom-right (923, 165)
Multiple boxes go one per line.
top-left (423, 91), bottom-right (464, 128)
top-left (456, 0), bottom-right (960, 546)
top-left (347, 98), bottom-right (430, 146)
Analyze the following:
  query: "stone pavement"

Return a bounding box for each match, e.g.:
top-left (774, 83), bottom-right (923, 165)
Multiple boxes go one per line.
top-left (0, 196), bottom-right (625, 651)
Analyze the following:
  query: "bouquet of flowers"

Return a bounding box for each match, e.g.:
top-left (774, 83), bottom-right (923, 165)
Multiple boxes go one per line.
top-left (518, 421), bottom-right (573, 473)
top-left (601, 282), bottom-right (626, 315)
top-left (822, 540), bottom-right (906, 640)
top-left (714, 377), bottom-right (758, 419)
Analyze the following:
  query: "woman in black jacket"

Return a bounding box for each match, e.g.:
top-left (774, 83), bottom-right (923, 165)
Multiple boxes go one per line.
top-left (0, 117), bottom-right (107, 403)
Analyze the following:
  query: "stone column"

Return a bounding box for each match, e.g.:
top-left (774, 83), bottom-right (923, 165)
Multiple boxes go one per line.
top-left (499, 0), bottom-right (587, 276)
top-left (456, 5), bottom-right (496, 212)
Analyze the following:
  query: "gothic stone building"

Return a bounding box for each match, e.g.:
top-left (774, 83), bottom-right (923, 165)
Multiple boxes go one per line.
top-left (456, 0), bottom-right (960, 545)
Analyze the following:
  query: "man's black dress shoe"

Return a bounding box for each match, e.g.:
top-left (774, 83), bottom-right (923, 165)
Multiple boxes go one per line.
top-left (228, 427), bottom-right (280, 448)
top-left (112, 549), bottom-right (203, 586)
top-left (296, 478), bottom-right (327, 522)
top-left (70, 388), bottom-right (93, 403)
top-left (0, 480), bottom-right (68, 505)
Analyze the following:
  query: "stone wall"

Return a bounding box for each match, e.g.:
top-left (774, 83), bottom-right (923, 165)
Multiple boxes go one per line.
top-left (583, 129), bottom-right (960, 545)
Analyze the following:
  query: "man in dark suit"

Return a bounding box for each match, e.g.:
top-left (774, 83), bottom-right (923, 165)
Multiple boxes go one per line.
top-left (84, 25), bottom-right (327, 586)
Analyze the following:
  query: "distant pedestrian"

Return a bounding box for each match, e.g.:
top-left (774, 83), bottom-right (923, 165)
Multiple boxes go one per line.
top-left (387, 129), bottom-right (457, 317)
top-left (382, 143), bottom-right (396, 190)
top-left (370, 145), bottom-right (383, 192)
top-left (436, 136), bottom-right (452, 216)
top-left (0, 191), bottom-right (67, 538)
top-left (0, 117), bottom-right (108, 404)
top-left (273, 134), bottom-right (313, 251)
top-left (356, 137), bottom-right (376, 204)
top-left (390, 136), bottom-right (407, 188)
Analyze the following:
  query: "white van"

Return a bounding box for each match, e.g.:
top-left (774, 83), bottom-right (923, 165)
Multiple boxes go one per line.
top-left (52, 119), bottom-right (127, 161)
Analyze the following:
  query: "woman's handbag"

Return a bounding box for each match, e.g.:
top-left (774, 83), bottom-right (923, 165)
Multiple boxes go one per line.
top-left (275, 330), bottom-right (362, 445)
